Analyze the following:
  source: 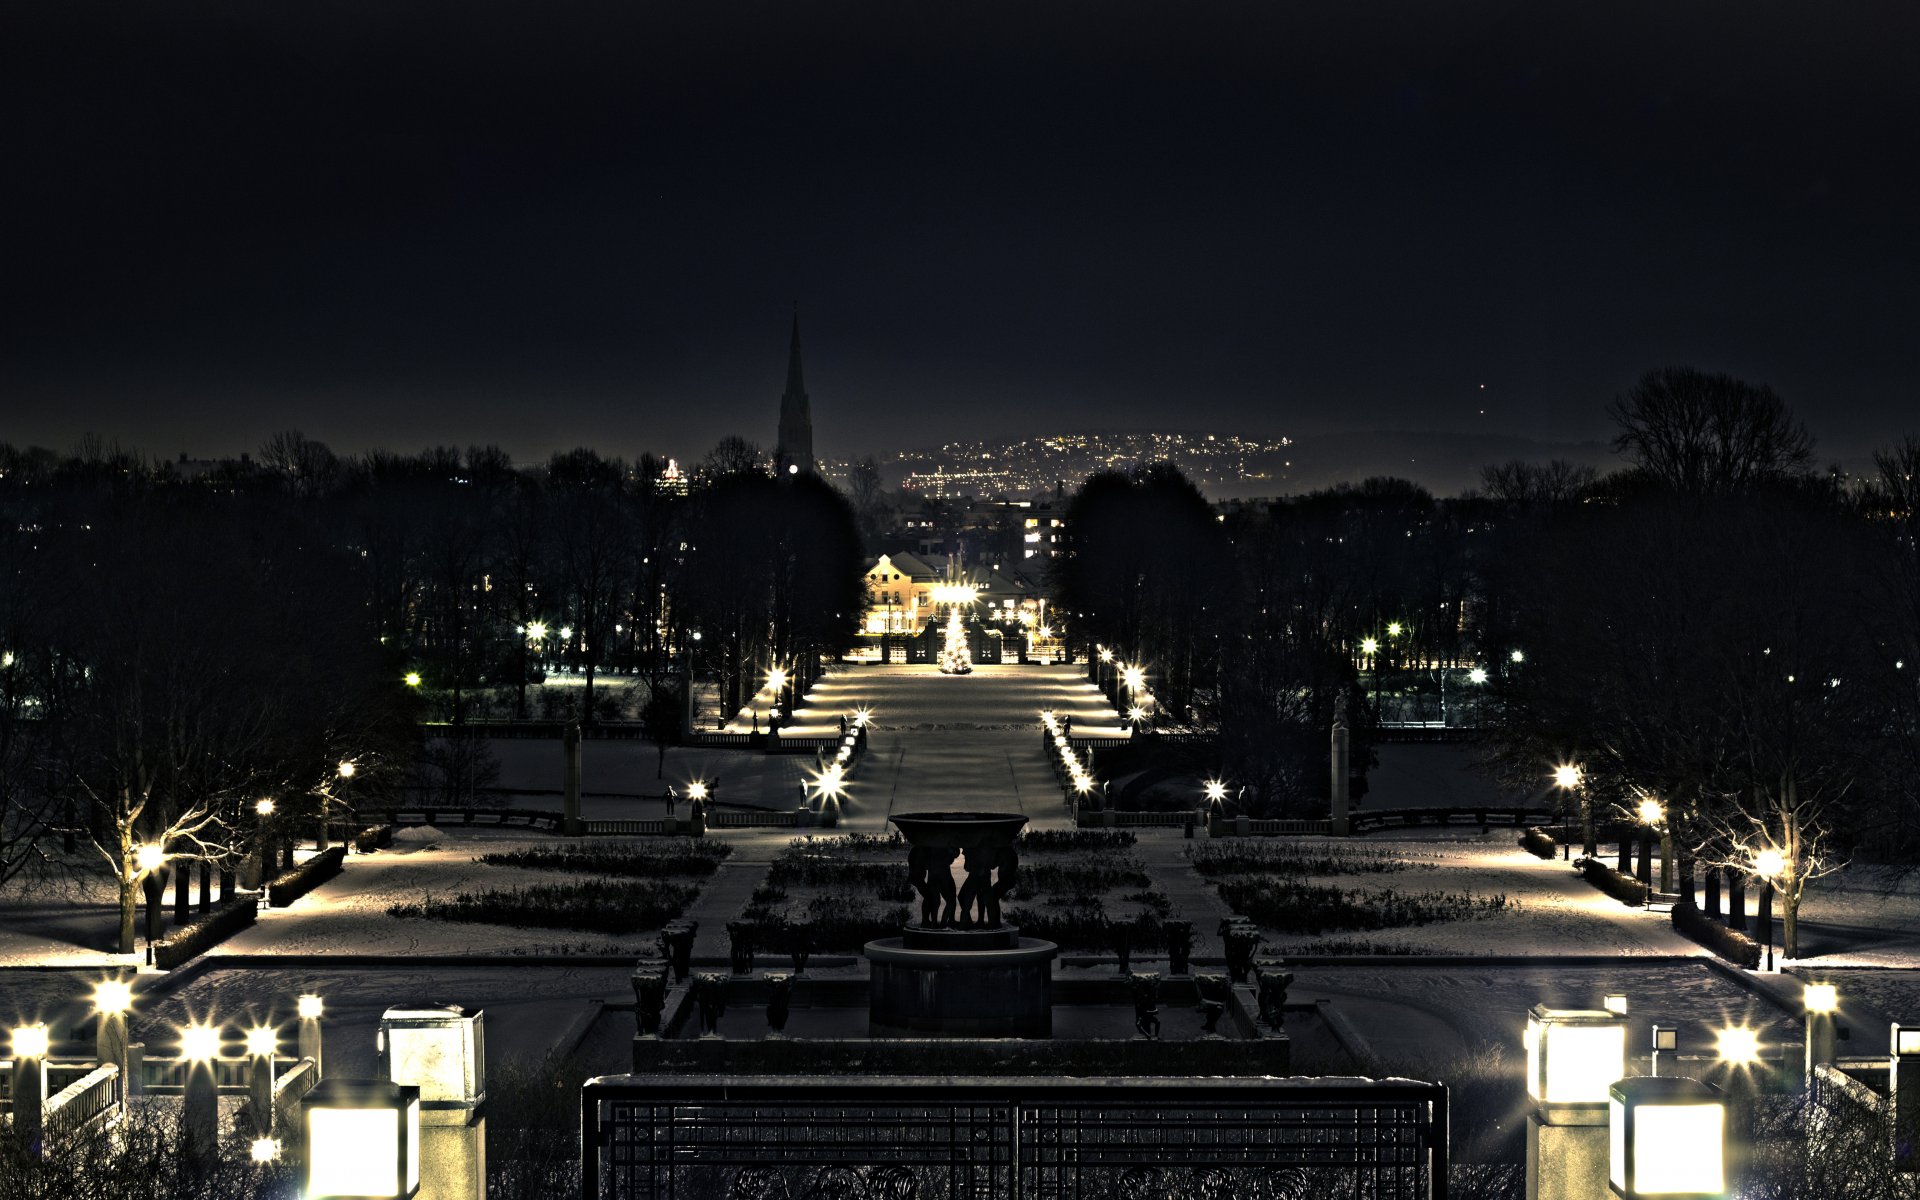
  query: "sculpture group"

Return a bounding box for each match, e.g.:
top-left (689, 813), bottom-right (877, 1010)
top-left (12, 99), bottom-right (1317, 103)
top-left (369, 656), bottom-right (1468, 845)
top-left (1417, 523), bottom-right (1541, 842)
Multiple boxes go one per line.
top-left (907, 843), bottom-right (1019, 928)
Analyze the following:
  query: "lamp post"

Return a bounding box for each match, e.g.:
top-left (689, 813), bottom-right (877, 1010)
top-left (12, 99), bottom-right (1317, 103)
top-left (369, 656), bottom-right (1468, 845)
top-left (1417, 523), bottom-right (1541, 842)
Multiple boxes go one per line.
top-left (1553, 764), bottom-right (1594, 858)
top-left (247, 1024), bottom-right (279, 1137)
top-left (1525, 1004), bottom-right (1628, 1200)
top-left (253, 798), bottom-right (276, 889)
top-left (180, 1022), bottom-right (221, 1171)
top-left (1752, 846), bottom-right (1786, 971)
top-left (1608, 1076), bottom-right (1728, 1199)
top-left (1803, 983), bottom-right (1839, 1079)
top-left (1649, 1025), bottom-right (1678, 1077)
top-left (93, 980), bottom-right (134, 1105)
top-left (326, 759), bottom-right (357, 850)
top-left (1635, 799), bottom-right (1662, 889)
top-left (298, 993), bottom-right (326, 1077)
top-left (10, 1024), bottom-right (50, 1158)
top-left (1894, 1023), bottom-right (1920, 1171)
top-left (136, 842), bottom-right (167, 965)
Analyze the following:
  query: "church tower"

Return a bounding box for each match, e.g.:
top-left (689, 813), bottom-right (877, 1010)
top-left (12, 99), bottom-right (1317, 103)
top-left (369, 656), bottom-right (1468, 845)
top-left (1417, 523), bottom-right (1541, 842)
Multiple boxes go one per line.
top-left (773, 312), bottom-right (815, 476)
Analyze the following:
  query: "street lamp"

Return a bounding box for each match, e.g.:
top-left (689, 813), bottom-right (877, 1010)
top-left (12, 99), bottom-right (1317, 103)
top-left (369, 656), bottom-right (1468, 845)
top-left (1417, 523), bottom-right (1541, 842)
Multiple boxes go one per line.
top-left (1360, 637), bottom-right (1379, 656)
top-left (1511, 649), bottom-right (1525, 663)
top-left (1752, 846), bottom-right (1786, 970)
top-left (1607, 1076), bottom-right (1727, 1199)
top-left (1122, 665), bottom-right (1146, 693)
top-left (1552, 764), bottom-right (1593, 857)
top-left (1713, 1026), bottom-right (1761, 1067)
top-left (403, 671), bottom-right (422, 688)
top-left (1468, 667), bottom-right (1488, 684)
top-left (1203, 779), bottom-right (1228, 804)
top-left (135, 843), bottom-right (167, 964)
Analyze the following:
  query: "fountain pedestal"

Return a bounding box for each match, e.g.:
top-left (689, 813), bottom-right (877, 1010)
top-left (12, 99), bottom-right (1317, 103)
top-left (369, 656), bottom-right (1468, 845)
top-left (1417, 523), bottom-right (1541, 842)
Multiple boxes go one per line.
top-left (865, 812), bottom-right (1058, 1039)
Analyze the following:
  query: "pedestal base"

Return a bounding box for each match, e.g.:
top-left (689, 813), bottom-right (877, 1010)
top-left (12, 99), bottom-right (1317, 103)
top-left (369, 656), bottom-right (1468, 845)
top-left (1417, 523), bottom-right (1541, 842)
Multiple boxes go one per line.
top-left (866, 927), bottom-right (1057, 1038)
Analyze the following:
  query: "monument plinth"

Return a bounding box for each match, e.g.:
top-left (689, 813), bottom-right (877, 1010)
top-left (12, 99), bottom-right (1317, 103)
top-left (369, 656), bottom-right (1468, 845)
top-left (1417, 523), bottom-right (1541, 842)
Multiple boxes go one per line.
top-left (866, 812), bottom-right (1057, 1038)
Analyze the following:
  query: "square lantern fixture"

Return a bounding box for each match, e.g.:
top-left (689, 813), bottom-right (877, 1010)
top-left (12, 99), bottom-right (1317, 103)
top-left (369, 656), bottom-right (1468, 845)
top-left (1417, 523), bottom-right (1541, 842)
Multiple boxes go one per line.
top-left (1895, 1024), bottom-right (1920, 1058)
top-left (1527, 1005), bottom-right (1628, 1107)
top-left (1608, 1076), bottom-right (1726, 1199)
top-left (1651, 1026), bottom-right (1679, 1053)
top-left (377, 1004), bottom-right (484, 1112)
top-left (306, 1078), bottom-right (420, 1200)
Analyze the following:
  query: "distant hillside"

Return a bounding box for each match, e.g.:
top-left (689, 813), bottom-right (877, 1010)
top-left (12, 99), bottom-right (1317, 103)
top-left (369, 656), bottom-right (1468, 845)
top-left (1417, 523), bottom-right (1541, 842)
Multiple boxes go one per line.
top-left (1221, 431), bottom-right (1622, 499)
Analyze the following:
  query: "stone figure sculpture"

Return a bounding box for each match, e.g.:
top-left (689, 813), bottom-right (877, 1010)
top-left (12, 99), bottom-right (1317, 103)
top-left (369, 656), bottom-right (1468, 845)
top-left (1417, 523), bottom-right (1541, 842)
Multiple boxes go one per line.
top-left (658, 921), bottom-right (698, 982)
top-left (693, 972), bottom-right (727, 1037)
top-left (728, 920), bottom-right (756, 975)
top-left (1220, 920), bottom-right (1260, 984)
top-left (908, 845), bottom-right (960, 927)
top-left (1106, 916), bottom-right (1135, 974)
top-left (1254, 960), bottom-right (1294, 1030)
top-left (984, 845), bottom-right (1018, 927)
top-left (1196, 972), bottom-right (1231, 1037)
top-left (1130, 971), bottom-right (1162, 1040)
top-left (764, 973), bottom-right (793, 1035)
top-left (782, 919), bottom-right (812, 975)
top-left (1163, 920), bottom-right (1194, 976)
top-left (630, 960), bottom-right (668, 1037)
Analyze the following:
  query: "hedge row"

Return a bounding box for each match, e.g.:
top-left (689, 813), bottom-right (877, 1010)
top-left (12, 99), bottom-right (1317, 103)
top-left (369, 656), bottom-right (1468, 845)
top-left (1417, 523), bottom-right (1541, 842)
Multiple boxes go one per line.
top-left (1670, 898), bottom-right (1762, 968)
top-left (1519, 827), bottom-right (1557, 860)
top-left (268, 846), bottom-right (346, 907)
top-left (153, 898), bottom-right (257, 969)
top-left (353, 824), bottom-right (394, 853)
top-left (1577, 856), bottom-right (1649, 907)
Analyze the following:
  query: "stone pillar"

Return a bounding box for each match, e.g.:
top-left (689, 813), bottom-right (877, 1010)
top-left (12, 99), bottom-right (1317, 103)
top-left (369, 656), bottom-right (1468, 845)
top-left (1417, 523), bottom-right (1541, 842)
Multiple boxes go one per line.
top-left (419, 1115), bottom-right (487, 1200)
top-left (1895, 1032), bottom-right (1920, 1170)
top-left (183, 1055), bottom-right (219, 1171)
top-left (250, 1041), bottom-right (276, 1135)
top-left (9, 1032), bottom-right (47, 1158)
top-left (1330, 713), bottom-right (1350, 836)
top-left (1525, 1111), bottom-right (1607, 1200)
top-left (97, 1009), bottom-right (130, 1104)
top-left (563, 722), bottom-right (583, 837)
top-left (1805, 1010), bottom-right (1837, 1080)
top-left (298, 1006), bottom-right (325, 1079)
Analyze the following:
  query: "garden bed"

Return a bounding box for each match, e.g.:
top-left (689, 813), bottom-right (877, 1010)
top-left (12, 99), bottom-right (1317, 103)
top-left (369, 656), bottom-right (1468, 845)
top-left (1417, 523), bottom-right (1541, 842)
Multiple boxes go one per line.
top-left (740, 833), bottom-right (1170, 951)
top-left (387, 877), bottom-right (700, 934)
top-left (474, 840), bottom-right (730, 877)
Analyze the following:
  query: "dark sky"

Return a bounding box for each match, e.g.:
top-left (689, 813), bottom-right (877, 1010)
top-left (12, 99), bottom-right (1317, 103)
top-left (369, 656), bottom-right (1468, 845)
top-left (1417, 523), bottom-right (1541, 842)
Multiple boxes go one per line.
top-left (6, 2), bottom-right (1917, 465)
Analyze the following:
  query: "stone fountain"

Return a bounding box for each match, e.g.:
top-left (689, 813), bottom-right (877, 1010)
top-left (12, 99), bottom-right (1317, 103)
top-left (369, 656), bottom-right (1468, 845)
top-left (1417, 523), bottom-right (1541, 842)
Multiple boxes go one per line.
top-left (865, 811), bottom-right (1058, 1037)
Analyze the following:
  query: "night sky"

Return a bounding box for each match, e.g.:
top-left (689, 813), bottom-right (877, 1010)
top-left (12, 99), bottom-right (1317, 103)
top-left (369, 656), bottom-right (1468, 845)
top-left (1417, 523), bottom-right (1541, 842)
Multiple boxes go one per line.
top-left (6, 2), bottom-right (1917, 465)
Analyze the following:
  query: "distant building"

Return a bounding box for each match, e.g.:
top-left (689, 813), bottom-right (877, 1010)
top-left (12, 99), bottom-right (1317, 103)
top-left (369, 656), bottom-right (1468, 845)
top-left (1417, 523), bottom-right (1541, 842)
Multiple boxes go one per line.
top-left (773, 312), bottom-right (815, 477)
top-left (862, 551), bottom-right (1045, 636)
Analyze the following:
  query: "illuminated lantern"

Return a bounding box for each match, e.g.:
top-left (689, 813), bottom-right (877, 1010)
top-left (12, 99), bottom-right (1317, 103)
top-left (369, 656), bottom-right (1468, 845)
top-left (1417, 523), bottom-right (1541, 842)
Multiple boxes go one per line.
top-left (1527, 1005), bottom-right (1628, 1106)
top-left (306, 1078), bottom-right (421, 1200)
top-left (1608, 1076), bottom-right (1726, 1198)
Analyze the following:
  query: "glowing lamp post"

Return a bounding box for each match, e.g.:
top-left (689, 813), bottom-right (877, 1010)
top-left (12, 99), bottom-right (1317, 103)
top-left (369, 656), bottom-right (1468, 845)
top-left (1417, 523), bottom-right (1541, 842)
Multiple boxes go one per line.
top-left (246, 1025), bottom-right (279, 1135)
top-left (1552, 765), bottom-right (1594, 858)
top-left (1751, 846), bottom-right (1786, 971)
top-left (1804, 983), bottom-right (1840, 1077)
top-left (1525, 1005), bottom-right (1628, 1200)
top-left (93, 979), bottom-right (134, 1102)
top-left (378, 1005), bottom-right (485, 1114)
top-left (298, 993), bottom-right (326, 1077)
top-left (1892, 1023), bottom-right (1920, 1170)
top-left (1607, 1076), bottom-right (1727, 1199)
top-left (180, 1023), bottom-right (222, 1169)
top-left (306, 1078), bottom-right (422, 1200)
top-left (10, 1024), bottom-right (50, 1158)
top-left (136, 842), bottom-right (168, 964)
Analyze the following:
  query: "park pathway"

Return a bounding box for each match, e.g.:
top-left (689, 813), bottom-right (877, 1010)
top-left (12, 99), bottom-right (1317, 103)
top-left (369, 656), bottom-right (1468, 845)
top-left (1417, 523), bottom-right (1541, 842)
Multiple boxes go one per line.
top-left (778, 664), bottom-right (1126, 832)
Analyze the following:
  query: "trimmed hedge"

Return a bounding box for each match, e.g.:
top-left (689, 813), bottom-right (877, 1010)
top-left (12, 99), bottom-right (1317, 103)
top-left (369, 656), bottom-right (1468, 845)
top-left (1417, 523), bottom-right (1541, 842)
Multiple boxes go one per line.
top-left (1670, 898), bottom-right (1761, 968)
top-left (153, 898), bottom-right (257, 969)
top-left (268, 846), bottom-right (346, 907)
top-left (1519, 827), bottom-right (1557, 860)
top-left (353, 824), bottom-right (394, 853)
top-left (1577, 856), bottom-right (1649, 907)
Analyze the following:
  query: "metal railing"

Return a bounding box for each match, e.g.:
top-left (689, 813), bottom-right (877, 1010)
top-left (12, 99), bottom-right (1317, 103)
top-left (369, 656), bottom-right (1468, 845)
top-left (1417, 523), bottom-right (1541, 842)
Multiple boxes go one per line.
top-left (583, 1075), bottom-right (1448, 1200)
top-left (709, 810), bottom-right (805, 829)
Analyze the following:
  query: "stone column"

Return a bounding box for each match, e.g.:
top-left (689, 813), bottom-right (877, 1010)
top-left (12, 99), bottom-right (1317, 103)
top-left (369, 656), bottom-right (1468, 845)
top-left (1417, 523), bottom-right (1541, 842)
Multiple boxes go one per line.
top-left (563, 722), bottom-right (583, 837)
top-left (1329, 713), bottom-right (1350, 836)
top-left (9, 1031), bottom-right (47, 1158)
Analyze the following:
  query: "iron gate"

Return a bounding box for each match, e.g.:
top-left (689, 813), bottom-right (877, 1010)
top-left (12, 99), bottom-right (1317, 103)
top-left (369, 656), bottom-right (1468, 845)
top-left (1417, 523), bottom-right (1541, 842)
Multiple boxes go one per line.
top-left (583, 1076), bottom-right (1448, 1200)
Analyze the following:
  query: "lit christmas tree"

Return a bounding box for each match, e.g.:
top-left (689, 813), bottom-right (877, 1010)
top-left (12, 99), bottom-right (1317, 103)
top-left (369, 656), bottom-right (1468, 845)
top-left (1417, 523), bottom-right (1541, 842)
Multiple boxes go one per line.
top-left (938, 603), bottom-right (973, 675)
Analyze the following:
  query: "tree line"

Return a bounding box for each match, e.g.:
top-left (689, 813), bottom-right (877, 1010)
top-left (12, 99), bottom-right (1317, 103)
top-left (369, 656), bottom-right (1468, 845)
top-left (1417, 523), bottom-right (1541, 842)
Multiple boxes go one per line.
top-left (0, 434), bottom-right (864, 944)
top-left (1051, 368), bottom-right (1919, 957)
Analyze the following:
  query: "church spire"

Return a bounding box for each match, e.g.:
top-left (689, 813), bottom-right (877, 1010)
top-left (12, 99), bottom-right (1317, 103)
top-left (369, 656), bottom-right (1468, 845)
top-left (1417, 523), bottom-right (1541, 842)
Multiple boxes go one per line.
top-left (774, 308), bottom-right (815, 476)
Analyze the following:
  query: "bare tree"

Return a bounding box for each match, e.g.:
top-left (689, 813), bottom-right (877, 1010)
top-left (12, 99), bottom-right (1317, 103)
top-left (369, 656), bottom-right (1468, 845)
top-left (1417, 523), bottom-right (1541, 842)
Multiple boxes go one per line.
top-left (1607, 367), bottom-right (1814, 496)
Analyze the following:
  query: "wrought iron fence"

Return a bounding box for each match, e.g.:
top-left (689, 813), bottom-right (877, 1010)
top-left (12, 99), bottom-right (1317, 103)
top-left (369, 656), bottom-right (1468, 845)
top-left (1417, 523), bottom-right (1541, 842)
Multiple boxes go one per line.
top-left (583, 1076), bottom-right (1448, 1200)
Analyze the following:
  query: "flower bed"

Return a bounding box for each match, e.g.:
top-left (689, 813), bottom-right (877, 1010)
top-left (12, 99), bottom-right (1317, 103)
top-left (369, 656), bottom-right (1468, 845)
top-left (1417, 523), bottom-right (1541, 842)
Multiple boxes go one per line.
top-left (1189, 841), bottom-right (1408, 878)
top-left (387, 877), bottom-right (699, 933)
top-left (1213, 877), bottom-right (1514, 936)
top-left (475, 840), bottom-right (730, 877)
